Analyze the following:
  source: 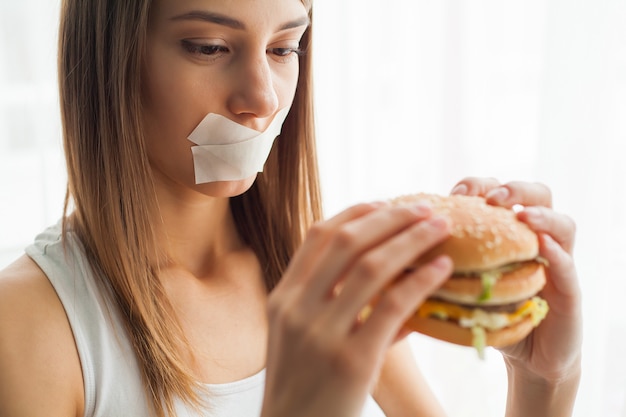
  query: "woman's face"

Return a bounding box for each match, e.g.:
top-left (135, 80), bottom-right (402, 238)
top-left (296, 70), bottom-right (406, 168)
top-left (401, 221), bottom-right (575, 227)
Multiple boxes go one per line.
top-left (142, 0), bottom-right (309, 197)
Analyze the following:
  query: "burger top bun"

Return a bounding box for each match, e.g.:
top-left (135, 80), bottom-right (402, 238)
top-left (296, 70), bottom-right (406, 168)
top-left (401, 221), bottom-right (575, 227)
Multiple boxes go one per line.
top-left (390, 193), bottom-right (539, 273)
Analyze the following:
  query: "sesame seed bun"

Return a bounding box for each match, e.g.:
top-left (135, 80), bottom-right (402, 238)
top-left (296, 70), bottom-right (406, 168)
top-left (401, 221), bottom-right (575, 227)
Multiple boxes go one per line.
top-left (392, 193), bottom-right (539, 273)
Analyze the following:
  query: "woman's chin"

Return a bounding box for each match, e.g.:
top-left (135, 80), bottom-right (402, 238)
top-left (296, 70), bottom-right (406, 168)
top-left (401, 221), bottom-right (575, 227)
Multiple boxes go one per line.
top-left (195, 175), bottom-right (258, 198)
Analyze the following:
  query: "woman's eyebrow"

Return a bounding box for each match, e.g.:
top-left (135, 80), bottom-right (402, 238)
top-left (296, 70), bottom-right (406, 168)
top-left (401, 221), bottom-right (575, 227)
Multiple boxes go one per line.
top-left (170, 11), bottom-right (245, 29)
top-left (170, 10), bottom-right (310, 31)
top-left (278, 16), bottom-right (310, 31)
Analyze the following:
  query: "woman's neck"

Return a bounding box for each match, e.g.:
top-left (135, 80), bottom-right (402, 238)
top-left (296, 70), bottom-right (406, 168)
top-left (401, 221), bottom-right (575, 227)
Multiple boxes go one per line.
top-left (154, 183), bottom-right (246, 279)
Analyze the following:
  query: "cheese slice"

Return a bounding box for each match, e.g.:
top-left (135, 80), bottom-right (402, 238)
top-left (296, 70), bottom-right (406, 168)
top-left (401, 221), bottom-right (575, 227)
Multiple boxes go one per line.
top-left (416, 296), bottom-right (549, 332)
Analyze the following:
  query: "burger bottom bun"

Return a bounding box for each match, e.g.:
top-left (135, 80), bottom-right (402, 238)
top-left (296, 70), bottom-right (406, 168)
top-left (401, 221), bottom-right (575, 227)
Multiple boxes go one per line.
top-left (405, 314), bottom-right (536, 348)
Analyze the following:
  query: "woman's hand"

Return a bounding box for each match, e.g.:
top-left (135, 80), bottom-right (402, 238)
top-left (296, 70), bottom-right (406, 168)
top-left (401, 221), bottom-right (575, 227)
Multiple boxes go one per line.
top-left (262, 202), bottom-right (453, 417)
top-left (451, 177), bottom-right (582, 417)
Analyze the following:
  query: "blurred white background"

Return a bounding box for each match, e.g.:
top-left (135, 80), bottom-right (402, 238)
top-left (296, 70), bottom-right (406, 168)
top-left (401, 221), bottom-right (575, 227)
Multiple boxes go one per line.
top-left (1, 1), bottom-right (625, 416)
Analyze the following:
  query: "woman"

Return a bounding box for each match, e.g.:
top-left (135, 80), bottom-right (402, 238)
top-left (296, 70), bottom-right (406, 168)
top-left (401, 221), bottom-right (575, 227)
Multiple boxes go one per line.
top-left (0, 0), bottom-right (581, 416)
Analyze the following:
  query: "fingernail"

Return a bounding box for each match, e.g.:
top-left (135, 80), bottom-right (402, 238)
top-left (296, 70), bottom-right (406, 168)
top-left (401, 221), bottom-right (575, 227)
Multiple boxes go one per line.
top-left (412, 203), bottom-right (432, 216)
top-left (539, 233), bottom-right (559, 253)
top-left (520, 206), bottom-right (543, 226)
top-left (431, 255), bottom-right (452, 271)
top-left (395, 201), bottom-right (431, 216)
top-left (428, 215), bottom-right (450, 230)
top-left (369, 201), bottom-right (389, 208)
top-left (523, 206), bottom-right (541, 219)
top-left (485, 187), bottom-right (509, 203)
top-left (450, 184), bottom-right (468, 195)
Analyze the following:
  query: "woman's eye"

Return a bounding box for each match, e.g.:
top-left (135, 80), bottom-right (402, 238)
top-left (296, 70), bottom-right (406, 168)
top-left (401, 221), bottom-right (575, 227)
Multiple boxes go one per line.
top-left (268, 47), bottom-right (302, 57)
top-left (181, 40), bottom-right (229, 57)
top-left (268, 47), bottom-right (303, 63)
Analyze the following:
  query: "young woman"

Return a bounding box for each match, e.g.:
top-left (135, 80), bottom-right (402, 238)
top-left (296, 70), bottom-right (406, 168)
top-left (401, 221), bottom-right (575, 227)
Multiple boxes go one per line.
top-left (0, 0), bottom-right (582, 416)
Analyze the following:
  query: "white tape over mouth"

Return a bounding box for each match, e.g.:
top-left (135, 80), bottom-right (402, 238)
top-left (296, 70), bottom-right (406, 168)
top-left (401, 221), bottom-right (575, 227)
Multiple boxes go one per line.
top-left (187, 107), bottom-right (290, 184)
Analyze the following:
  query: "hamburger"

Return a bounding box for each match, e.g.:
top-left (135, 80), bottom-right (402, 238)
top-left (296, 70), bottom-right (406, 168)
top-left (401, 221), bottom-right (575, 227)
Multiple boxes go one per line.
top-left (392, 193), bottom-right (549, 356)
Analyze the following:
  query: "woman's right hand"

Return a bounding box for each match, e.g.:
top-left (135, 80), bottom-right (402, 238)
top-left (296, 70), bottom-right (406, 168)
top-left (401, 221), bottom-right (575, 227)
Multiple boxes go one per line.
top-left (261, 202), bottom-right (453, 417)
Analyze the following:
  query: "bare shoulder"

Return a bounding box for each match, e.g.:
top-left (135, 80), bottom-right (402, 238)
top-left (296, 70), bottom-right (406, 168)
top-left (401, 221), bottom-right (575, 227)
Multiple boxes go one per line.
top-left (0, 255), bottom-right (84, 417)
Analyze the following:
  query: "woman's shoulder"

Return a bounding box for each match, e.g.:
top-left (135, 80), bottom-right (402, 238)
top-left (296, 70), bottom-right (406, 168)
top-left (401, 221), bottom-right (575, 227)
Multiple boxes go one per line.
top-left (0, 255), bottom-right (84, 416)
top-left (0, 254), bottom-right (67, 315)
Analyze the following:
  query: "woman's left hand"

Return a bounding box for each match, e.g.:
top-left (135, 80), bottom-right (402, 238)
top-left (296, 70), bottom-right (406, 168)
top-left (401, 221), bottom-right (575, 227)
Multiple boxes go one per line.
top-left (451, 177), bottom-right (582, 382)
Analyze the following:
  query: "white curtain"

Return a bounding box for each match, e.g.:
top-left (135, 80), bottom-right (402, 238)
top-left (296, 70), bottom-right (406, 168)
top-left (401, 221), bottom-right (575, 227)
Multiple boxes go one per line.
top-left (1, 1), bottom-right (625, 416)
top-left (0, 0), bottom-right (65, 267)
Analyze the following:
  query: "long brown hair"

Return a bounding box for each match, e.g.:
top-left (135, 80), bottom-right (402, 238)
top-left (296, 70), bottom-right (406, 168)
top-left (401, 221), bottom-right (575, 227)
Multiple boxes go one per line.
top-left (58, 0), bottom-right (320, 415)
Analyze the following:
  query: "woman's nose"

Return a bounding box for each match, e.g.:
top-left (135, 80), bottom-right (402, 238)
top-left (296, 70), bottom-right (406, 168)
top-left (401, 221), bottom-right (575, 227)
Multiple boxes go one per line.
top-left (226, 53), bottom-right (279, 120)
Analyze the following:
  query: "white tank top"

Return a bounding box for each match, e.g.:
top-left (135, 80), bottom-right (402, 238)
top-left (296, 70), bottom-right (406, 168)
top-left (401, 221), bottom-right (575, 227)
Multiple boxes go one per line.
top-left (26, 222), bottom-right (386, 417)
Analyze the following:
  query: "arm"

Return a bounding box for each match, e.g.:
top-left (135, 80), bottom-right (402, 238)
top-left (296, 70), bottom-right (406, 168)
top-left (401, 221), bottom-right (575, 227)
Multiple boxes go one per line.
top-left (452, 178), bottom-right (582, 417)
top-left (373, 338), bottom-right (447, 417)
top-left (504, 358), bottom-right (580, 417)
top-left (0, 255), bottom-right (84, 417)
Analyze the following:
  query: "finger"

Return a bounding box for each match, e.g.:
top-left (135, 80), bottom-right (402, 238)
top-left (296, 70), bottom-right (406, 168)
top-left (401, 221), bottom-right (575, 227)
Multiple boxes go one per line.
top-left (304, 202), bottom-right (391, 257)
top-left (329, 215), bottom-right (451, 332)
top-left (322, 202), bottom-right (390, 229)
top-left (353, 256), bottom-right (453, 354)
top-left (538, 234), bottom-right (581, 305)
top-left (279, 202), bottom-right (392, 290)
top-left (518, 206), bottom-right (576, 254)
top-left (484, 181), bottom-right (552, 209)
top-left (450, 177), bottom-right (501, 196)
top-left (301, 205), bottom-right (436, 303)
